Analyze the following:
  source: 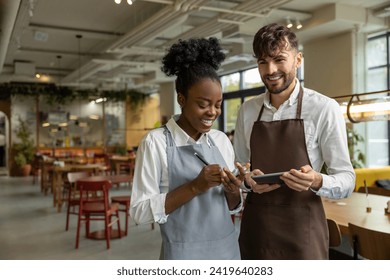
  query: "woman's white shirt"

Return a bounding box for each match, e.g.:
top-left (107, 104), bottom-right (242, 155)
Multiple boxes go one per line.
top-left (130, 115), bottom-right (239, 225)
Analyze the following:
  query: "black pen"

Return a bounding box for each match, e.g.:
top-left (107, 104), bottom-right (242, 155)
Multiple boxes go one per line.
top-left (194, 152), bottom-right (210, 166)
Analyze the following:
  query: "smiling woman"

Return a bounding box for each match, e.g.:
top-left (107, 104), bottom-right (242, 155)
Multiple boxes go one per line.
top-left (130, 37), bottom-right (248, 260)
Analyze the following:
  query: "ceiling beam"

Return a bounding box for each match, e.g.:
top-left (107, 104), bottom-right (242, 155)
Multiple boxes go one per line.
top-left (28, 23), bottom-right (124, 40)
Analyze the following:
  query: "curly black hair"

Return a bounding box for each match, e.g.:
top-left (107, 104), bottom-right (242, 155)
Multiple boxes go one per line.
top-left (161, 37), bottom-right (225, 97)
top-left (253, 23), bottom-right (299, 61)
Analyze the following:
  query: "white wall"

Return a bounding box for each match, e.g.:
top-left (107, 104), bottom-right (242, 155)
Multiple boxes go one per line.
top-left (159, 81), bottom-right (179, 120)
top-left (304, 31), bottom-right (354, 98)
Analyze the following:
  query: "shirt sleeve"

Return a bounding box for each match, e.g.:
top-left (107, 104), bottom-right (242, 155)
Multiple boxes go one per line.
top-left (130, 132), bottom-right (170, 225)
top-left (234, 102), bottom-right (251, 164)
top-left (315, 99), bottom-right (356, 199)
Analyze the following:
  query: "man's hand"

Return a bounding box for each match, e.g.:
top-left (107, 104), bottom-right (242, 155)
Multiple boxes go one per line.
top-left (245, 168), bottom-right (281, 194)
top-left (281, 165), bottom-right (323, 191)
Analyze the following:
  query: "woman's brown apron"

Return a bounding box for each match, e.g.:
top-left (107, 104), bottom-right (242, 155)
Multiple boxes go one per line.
top-left (239, 88), bottom-right (328, 260)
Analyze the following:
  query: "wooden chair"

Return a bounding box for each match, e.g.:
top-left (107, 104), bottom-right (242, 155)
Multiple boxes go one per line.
top-left (31, 154), bottom-right (43, 185)
top-left (357, 186), bottom-right (390, 196)
top-left (111, 195), bottom-right (154, 234)
top-left (327, 219), bottom-right (353, 259)
top-left (40, 161), bottom-right (53, 195)
top-left (75, 179), bottom-right (121, 249)
top-left (64, 171), bottom-right (90, 231)
top-left (93, 153), bottom-right (111, 175)
top-left (348, 222), bottom-right (390, 259)
top-left (111, 196), bottom-right (131, 235)
top-left (327, 218), bottom-right (342, 247)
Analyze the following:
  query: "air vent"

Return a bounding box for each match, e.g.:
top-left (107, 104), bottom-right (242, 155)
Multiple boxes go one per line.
top-left (14, 62), bottom-right (35, 76)
top-left (374, 6), bottom-right (390, 18)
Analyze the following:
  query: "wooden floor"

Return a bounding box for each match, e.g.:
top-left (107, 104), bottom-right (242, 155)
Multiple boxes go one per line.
top-left (0, 174), bottom-right (161, 260)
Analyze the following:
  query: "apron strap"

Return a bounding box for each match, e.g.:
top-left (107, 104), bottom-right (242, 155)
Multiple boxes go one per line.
top-left (163, 125), bottom-right (174, 147)
top-left (296, 86), bottom-right (304, 119)
top-left (257, 86), bottom-right (304, 121)
top-left (163, 123), bottom-right (216, 148)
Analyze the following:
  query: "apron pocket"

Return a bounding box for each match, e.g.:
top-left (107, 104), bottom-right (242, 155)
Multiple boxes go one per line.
top-left (163, 230), bottom-right (240, 260)
top-left (241, 202), bottom-right (311, 259)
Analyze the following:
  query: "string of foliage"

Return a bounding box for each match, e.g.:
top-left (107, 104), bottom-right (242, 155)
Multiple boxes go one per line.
top-left (0, 82), bottom-right (148, 108)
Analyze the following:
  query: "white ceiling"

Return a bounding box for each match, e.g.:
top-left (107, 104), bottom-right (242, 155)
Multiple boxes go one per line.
top-left (0, 0), bottom-right (389, 93)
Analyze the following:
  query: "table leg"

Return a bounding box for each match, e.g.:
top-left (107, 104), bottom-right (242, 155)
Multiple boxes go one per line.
top-left (52, 171), bottom-right (64, 212)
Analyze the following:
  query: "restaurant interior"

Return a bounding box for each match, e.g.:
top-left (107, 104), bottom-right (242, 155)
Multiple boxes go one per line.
top-left (1, 0), bottom-right (390, 260)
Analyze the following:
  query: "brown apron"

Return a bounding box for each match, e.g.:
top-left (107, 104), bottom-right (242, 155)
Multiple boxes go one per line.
top-left (239, 88), bottom-right (328, 260)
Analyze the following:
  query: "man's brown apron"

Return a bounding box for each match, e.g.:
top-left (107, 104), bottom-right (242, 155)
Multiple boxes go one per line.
top-left (239, 88), bottom-right (328, 260)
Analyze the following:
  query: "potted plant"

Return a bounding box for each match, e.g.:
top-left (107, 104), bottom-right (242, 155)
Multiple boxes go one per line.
top-left (13, 117), bottom-right (35, 176)
top-left (347, 125), bottom-right (365, 168)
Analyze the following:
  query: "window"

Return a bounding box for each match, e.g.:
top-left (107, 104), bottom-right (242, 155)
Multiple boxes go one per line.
top-left (221, 73), bottom-right (240, 93)
top-left (242, 68), bottom-right (263, 89)
top-left (224, 98), bottom-right (241, 133)
top-left (363, 32), bottom-right (390, 167)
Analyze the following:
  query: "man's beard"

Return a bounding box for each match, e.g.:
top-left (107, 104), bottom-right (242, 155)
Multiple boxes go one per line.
top-left (265, 73), bottom-right (294, 94)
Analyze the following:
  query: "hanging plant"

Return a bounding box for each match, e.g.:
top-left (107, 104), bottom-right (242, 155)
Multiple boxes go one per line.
top-left (127, 89), bottom-right (149, 110)
top-left (0, 82), bottom-right (148, 107)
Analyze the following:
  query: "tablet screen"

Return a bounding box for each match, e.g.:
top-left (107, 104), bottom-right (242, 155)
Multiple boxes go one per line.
top-left (251, 171), bottom-right (285, 184)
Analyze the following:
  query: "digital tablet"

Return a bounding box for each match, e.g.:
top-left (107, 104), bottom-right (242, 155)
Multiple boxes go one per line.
top-left (251, 171), bottom-right (285, 184)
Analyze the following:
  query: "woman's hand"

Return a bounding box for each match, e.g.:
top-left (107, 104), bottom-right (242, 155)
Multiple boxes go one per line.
top-left (192, 164), bottom-right (223, 194)
top-left (221, 162), bottom-right (250, 193)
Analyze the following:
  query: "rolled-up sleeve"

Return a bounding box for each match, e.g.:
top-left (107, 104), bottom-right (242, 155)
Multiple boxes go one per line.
top-left (130, 132), bottom-right (170, 225)
top-left (315, 99), bottom-right (356, 199)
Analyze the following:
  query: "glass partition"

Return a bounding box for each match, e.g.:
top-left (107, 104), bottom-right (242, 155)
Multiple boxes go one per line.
top-left (38, 98), bottom-right (104, 148)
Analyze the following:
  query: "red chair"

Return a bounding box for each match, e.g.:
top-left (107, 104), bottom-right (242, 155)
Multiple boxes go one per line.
top-left (111, 195), bottom-right (155, 234)
top-left (111, 196), bottom-right (131, 235)
top-left (64, 171), bottom-right (90, 231)
top-left (75, 179), bottom-right (121, 249)
top-left (93, 153), bottom-right (111, 175)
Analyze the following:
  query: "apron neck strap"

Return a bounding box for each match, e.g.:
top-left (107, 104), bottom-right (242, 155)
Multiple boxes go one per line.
top-left (257, 86), bottom-right (304, 121)
top-left (163, 124), bottom-right (216, 147)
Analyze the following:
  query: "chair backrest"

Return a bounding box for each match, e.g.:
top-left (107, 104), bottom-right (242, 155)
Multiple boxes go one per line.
top-left (67, 171), bottom-right (90, 184)
top-left (93, 153), bottom-right (110, 166)
top-left (357, 186), bottom-right (390, 196)
top-left (327, 218), bottom-right (342, 247)
top-left (348, 223), bottom-right (390, 260)
top-left (76, 179), bottom-right (112, 205)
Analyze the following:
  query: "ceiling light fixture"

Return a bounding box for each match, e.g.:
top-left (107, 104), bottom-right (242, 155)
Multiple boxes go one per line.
top-left (28, 0), bottom-right (35, 17)
top-left (76, 34), bottom-right (82, 84)
top-left (56, 55), bottom-right (62, 85)
top-left (296, 19), bottom-right (303, 30)
top-left (335, 90), bottom-right (390, 123)
top-left (286, 18), bottom-right (293, 29)
top-left (114, 0), bottom-right (134, 5)
top-left (94, 98), bottom-right (107, 104)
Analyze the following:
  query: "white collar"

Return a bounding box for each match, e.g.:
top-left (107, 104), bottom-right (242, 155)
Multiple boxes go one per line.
top-left (263, 79), bottom-right (301, 109)
top-left (166, 115), bottom-right (210, 146)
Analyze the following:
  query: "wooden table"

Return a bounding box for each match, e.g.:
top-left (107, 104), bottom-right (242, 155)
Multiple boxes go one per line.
top-left (79, 174), bottom-right (133, 186)
top-left (51, 163), bottom-right (107, 212)
top-left (109, 155), bottom-right (135, 175)
top-left (323, 192), bottom-right (390, 235)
